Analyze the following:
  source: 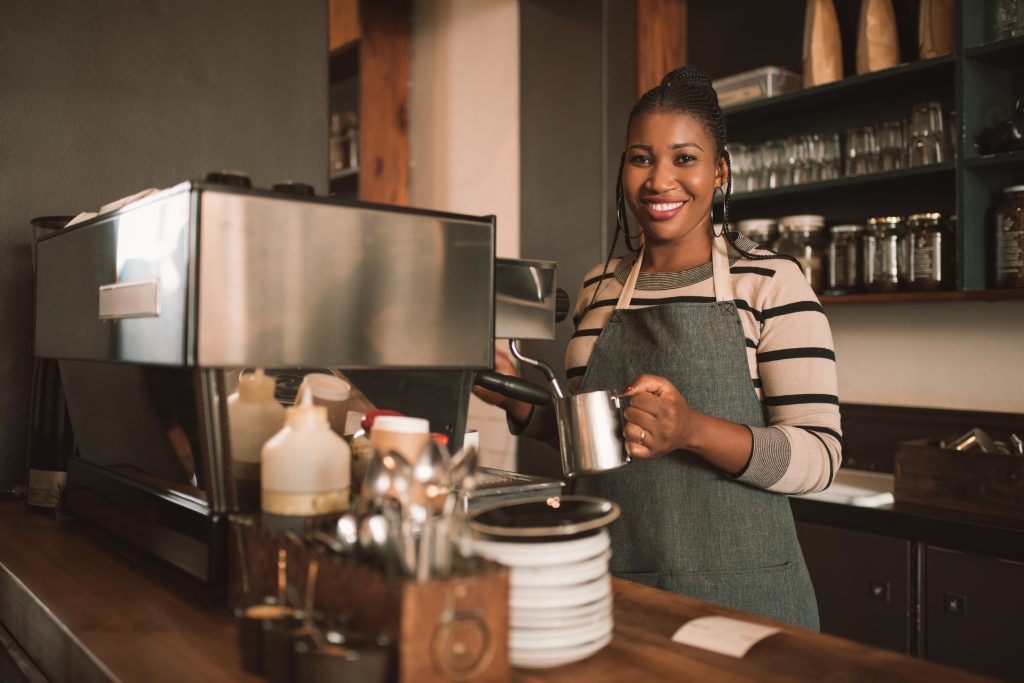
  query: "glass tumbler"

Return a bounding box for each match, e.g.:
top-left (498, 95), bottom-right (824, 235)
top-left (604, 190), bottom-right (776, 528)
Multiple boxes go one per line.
top-left (908, 102), bottom-right (945, 167)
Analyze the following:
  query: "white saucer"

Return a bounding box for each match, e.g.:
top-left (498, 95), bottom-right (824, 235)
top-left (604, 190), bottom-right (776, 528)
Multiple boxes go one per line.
top-left (511, 632), bottom-right (613, 669)
top-left (510, 575), bottom-right (610, 610)
top-left (510, 595), bottom-right (613, 630)
top-left (471, 530), bottom-right (609, 568)
top-left (511, 614), bottom-right (613, 651)
top-left (510, 549), bottom-right (611, 588)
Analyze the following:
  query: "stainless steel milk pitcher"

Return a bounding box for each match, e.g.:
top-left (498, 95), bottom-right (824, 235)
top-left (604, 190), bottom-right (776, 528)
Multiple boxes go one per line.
top-left (510, 341), bottom-right (631, 478)
top-left (554, 390), bottom-right (631, 477)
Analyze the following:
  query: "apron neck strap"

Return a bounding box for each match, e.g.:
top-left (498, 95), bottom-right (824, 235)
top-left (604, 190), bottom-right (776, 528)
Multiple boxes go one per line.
top-left (616, 247), bottom-right (644, 310)
top-left (615, 233), bottom-right (735, 310)
top-left (711, 232), bottom-right (734, 303)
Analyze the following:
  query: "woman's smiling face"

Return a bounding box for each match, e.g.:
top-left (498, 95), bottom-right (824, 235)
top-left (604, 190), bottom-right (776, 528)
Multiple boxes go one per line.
top-left (621, 111), bottom-right (726, 253)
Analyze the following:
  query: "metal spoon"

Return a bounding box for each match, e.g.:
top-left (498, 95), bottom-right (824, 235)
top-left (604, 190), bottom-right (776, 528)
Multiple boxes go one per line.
top-left (358, 513), bottom-right (391, 573)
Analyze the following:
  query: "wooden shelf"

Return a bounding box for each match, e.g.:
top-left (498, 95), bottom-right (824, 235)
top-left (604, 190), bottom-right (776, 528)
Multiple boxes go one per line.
top-left (725, 162), bottom-right (955, 206)
top-left (964, 35), bottom-right (1024, 69)
top-left (723, 56), bottom-right (955, 129)
top-left (819, 289), bottom-right (1024, 305)
top-left (963, 149), bottom-right (1024, 171)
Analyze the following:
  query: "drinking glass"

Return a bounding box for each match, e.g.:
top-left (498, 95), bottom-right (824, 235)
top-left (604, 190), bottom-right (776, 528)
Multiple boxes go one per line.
top-left (788, 136), bottom-right (816, 185)
top-left (815, 133), bottom-right (842, 181)
top-left (845, 127), bottom-right (878, 176)
top-left (876, 120), bottom-right (904, 171)
top-left (728, 143), bottom-right (751, 194)
top-left (908, 101), bottom-right (945, 167)
top-left (762, 140), bottom-right (789, 189)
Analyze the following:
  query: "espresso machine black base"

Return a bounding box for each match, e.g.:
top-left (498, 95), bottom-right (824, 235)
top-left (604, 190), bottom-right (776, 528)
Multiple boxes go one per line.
top-left (65, 459), bottom-right (228, 600)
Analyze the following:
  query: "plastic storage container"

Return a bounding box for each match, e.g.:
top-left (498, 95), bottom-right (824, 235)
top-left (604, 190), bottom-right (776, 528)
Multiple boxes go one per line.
top-left (713, 66), bottom-right (802, 109)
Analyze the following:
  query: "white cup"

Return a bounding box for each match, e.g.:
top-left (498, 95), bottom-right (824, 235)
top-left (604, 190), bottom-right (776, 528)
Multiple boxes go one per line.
top-left (297, 373), bottom-right (351, 437)
top-left (463, 428), bottom-right (480, 453)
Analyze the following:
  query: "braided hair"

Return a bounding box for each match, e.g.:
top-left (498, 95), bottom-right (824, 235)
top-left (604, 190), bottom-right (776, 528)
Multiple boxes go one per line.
top-left (592, 66), bottom-right (792, 306)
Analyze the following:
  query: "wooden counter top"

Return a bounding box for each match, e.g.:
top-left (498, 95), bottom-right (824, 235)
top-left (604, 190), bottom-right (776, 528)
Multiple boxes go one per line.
top-left (0, 501), bottom-right (994, 683)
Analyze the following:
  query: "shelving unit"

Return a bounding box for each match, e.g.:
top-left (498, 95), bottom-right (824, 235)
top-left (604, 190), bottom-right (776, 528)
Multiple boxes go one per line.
top-left (329, 40), bottom-right (360, 201)
top-left (705, 0), bottom-right (1024, 300)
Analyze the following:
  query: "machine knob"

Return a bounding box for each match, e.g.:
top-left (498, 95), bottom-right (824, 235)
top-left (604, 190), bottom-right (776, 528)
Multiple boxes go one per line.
top-left (554, 288), bottom-right (571, 323)
top-left (271, 181), bottom-right (316, 197)
top-left (204, 171), bottom-right (252, 188)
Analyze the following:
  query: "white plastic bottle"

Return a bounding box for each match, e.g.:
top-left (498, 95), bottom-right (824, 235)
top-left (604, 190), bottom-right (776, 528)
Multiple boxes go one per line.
top-left (227, 369), bottom-right (286, 511)
top-left (261, 388), bottom-right (351, 532)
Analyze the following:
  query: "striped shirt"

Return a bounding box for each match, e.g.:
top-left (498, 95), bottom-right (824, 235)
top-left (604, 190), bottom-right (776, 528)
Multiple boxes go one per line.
top-left (547, 234), bottom-right (841, 495)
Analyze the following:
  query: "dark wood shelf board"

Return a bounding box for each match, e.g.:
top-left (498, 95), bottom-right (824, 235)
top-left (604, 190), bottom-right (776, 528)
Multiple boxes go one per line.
top-left (723, 163), bottom-right (955, 205)
top-left (722, 56), bottom-right (955, 128)
top-left (819, 289), bottom-right (1024, 305)
top-left (964, 35), bottom-right (1024, 68)
top-left (963, 149), bottom-right (1024, 171)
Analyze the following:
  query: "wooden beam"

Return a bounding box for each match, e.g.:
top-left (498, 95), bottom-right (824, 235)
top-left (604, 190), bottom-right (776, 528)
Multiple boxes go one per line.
top-left (359, 0), bottom-right (411, 206)
top-left (328, 0), bottom-right (360, 52)
top-left (635, 0), bottom-right (688, 98)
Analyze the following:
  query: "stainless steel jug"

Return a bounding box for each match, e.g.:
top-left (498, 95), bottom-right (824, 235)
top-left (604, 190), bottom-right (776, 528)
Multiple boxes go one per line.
top-left (510, 341), bottom-right (630, 478)
top-left (554, 390), bottom-right (630, 477)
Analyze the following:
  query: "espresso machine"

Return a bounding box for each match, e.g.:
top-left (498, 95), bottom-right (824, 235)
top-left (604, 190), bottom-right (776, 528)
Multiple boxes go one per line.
top-left (33, 177), bottom-right (563, 594)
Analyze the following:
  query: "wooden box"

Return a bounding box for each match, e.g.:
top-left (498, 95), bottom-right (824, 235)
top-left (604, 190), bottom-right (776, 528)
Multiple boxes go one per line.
top-left (894, 438), bottom-right (1024, 521)
top-left (228, 516), bottom-right (509, 683)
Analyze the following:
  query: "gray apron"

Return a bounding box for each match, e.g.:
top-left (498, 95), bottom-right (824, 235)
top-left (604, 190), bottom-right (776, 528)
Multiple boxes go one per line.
top-left (573, 234), bottom-right (819, 630)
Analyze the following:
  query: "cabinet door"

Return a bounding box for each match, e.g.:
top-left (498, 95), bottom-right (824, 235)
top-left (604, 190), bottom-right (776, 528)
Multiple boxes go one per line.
top-left (926, 546), bottom-right (1024, 682)
top-left (796, 522), bottom-right (913, 653)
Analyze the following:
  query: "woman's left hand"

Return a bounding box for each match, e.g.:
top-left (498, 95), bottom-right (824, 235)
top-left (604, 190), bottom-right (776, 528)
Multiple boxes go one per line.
top-left (621, 374), bottom-right (697, 458)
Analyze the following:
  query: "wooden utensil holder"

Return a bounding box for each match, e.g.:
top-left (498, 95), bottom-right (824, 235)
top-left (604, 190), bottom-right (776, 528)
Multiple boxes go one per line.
top-left (894, 438), bottom-right (1024, 521)
top-left (228, 515), bottom-right (510, 683)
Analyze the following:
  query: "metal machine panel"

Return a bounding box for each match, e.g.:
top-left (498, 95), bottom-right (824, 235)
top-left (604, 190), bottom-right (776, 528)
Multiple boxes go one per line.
top-left (35, 185), bottom-right (193, 365)
top-left (196, 192), bottom-right (495, 368)
top-left (494, 258), bottom-right (557, 341)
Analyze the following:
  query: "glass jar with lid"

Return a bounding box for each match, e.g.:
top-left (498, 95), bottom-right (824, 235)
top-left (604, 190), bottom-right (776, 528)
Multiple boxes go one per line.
top-left (863, 216), bottom-right (905, 292)
top-left (774, 215), bottom-right (827, 292)
top-left (994, 186), bottom-right (1024, 289)
top-left (826, 224), bottom-right (864, 294)
top-left (737, 218), bottom-right (778, 246)
top-left (906, 212), bottom-right (954, 290)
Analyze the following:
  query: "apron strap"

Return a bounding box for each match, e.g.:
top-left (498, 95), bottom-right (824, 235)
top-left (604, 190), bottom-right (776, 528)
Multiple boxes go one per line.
top-left (711, 232), bottom-right (734, 303)
top-left (616, 233), bottom-right (735, 310)
top-left (615, 246), bottom-right (644, 310)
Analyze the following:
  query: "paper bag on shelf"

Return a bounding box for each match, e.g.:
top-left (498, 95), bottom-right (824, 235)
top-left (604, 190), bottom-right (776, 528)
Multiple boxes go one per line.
top-left (803, 0), bottom-right (844, 88)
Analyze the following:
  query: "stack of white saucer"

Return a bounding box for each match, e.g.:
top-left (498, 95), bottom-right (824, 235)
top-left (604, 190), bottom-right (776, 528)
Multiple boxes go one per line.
top-left (471, 530), bottom-right (613, 669)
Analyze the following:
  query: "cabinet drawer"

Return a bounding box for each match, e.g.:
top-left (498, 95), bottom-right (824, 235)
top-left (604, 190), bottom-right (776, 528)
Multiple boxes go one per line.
top-left (796, 522), bottom-right (913, 653)
top-left (926, 546), bottom-right (1024, 682)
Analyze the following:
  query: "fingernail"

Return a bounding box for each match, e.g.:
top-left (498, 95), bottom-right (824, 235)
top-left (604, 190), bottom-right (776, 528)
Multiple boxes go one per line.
top-left (624, 385), bottom-right (633, 393)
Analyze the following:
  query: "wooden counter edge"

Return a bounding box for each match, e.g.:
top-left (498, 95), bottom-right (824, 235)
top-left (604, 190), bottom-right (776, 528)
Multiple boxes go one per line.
top-left (0, 502), bottom-right (997, 683)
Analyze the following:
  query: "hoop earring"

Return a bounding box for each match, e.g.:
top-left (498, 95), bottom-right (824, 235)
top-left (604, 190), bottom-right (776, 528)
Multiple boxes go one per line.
top-left (713, 185), bottom-right (726, 237)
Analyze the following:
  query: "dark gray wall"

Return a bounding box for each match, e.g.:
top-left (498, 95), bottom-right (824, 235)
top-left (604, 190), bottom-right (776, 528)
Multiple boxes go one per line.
top-left (0, 1), bottom-right (328, 491)
top-left (519, 0), bottom-right (636, 478)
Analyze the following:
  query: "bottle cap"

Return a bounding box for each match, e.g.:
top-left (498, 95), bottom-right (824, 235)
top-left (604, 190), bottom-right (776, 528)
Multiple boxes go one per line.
top-left (238, 368), bottom-right (276, 401)
top-left (372, 415), bottom-right (430, 435)
top-left (285, 387), bottom-right (329, 428)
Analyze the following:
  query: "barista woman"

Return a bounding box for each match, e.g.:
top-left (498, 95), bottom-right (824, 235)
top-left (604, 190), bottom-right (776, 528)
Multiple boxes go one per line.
top-left (474, 66), bottom-right (841, 630)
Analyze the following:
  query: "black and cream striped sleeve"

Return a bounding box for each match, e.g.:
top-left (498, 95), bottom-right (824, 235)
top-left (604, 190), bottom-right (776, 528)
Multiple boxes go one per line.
top-left (734, 260), bottom-right (843, 495)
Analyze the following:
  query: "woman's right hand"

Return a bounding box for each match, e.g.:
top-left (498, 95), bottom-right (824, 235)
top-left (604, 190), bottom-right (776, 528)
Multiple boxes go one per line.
top-left (472, 350), bottom-right (534, 427)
